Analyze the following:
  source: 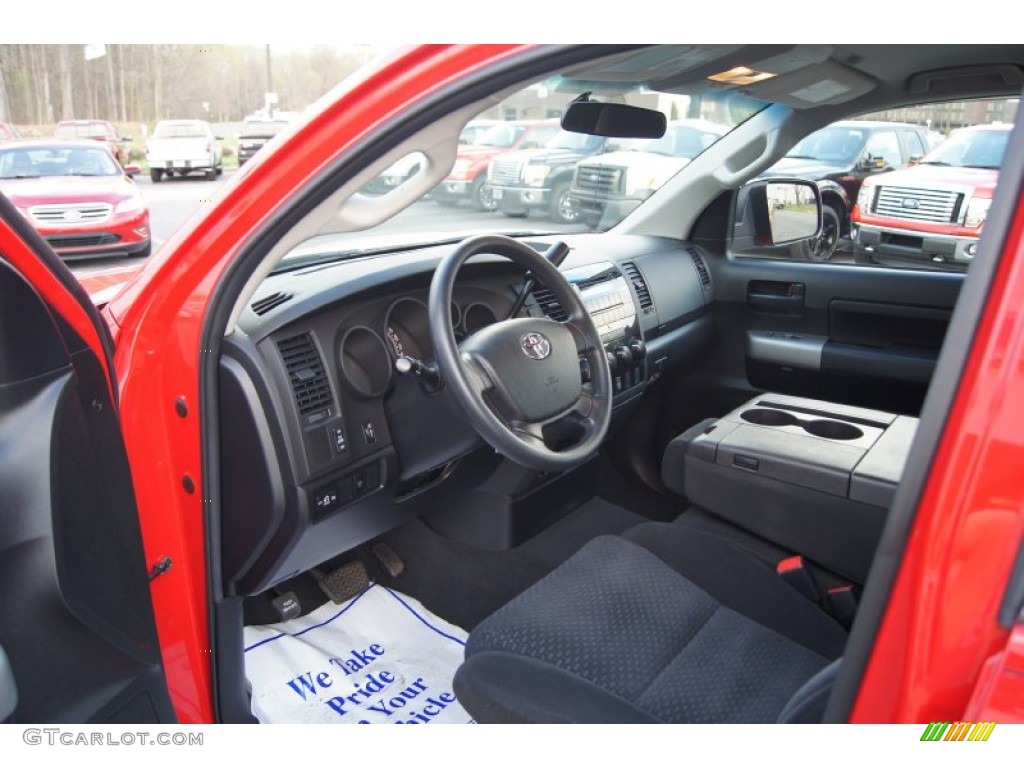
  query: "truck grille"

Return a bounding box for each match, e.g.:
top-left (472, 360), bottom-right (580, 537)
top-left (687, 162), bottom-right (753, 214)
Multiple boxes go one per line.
top-left (488, 160), bottom-right (522, 185)
top-left (872, 186), bottom-right (963, 224)
top-left (574, 164), bottom-right (623, 195)
top-left (30, 202), bottom-right (113, 224)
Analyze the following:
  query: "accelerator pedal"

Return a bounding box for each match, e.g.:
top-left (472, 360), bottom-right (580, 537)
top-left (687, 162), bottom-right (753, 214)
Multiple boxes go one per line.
top-left (313, 561), bottom-right (370, 604)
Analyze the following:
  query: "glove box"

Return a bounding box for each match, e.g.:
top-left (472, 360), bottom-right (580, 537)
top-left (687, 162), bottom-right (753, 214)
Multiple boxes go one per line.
top-left (662, 394), bottom-right (918, 582)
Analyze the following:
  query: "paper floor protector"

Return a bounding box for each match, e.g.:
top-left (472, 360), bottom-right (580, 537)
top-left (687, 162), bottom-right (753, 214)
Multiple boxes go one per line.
top-left (243, 584), bottom-right (474, 724)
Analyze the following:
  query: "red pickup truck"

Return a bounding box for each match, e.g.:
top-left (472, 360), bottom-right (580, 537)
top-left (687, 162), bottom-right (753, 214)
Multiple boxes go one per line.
top-left (851, 123), bottom-right (1011, 271)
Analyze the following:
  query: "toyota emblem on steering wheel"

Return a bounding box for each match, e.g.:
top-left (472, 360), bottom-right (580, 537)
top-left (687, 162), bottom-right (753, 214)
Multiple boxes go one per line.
top-left (520, 332), bottom-right (552, 360)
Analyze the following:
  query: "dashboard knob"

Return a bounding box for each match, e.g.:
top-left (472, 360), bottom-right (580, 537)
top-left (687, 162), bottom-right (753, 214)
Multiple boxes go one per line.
top-left (629, 338), bottom-right (647, 361)
top-left (579, 358), bottom-right (592, 384)
top-left (614, 345), bottom-right (633, 368)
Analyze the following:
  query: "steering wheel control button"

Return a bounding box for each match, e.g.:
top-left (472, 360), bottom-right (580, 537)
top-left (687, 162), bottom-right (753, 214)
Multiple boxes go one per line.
top-left (520, 332), bottom-right (552, 360)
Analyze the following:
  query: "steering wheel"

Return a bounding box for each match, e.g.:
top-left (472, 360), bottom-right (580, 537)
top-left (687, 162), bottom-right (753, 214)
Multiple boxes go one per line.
top-left (429, 235), bottom-right (613, 471)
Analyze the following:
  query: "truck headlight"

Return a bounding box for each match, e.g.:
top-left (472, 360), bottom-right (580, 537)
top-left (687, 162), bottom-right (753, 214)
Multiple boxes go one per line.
top-left (965, 197), bottom-right (991, 228)
top-left (523, 165), bottom-right (551, 186)
top-left (623, 172), bottom-right (660, 198)
top-left (856, 184), bottom-right (873, 212)
top-left (450, 158), bottom-right (473, 178)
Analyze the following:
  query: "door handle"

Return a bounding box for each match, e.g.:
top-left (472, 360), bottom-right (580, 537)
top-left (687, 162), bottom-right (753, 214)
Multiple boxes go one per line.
top-left (748, 281), bottom-right (806, 315)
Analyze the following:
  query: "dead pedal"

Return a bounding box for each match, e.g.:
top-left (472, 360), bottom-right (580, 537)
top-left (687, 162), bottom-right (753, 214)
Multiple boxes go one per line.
top-left (371, 542), bottom-right (405, 578)
top-left (313, 561), bottom-right (369, 604)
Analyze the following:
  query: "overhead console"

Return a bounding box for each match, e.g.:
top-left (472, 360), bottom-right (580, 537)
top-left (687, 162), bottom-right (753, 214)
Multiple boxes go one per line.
top-left (663, 394), bottom-right (919, 582)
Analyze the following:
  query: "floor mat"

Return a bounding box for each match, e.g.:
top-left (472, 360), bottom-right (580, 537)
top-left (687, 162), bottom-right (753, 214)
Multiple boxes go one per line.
top-left (243, 584), bottom-right (473, 724)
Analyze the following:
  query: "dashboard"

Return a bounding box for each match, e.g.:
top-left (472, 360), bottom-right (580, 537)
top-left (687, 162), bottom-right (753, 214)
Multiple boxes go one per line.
top-left (218, 233), bottom-right (715, 595)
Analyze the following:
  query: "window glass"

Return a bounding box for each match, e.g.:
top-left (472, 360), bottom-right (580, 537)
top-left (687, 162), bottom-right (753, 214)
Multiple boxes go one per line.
top-left (865, 131), bottom-right (902, 168)
top-left (731, 98), bottom-right (1018, 273)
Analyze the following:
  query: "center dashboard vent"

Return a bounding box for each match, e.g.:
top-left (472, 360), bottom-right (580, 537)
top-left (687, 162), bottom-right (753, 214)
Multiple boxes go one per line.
top-left (621, 261), bottom-right (653, 312)
top-left (251, 291), bottom-right (293, 315)
top-left (687, 248), bottom-right (712, 289)
top-left (277, 333), bottom-right (333, 417)
top-left (531, 284), bottom-right (569, 322)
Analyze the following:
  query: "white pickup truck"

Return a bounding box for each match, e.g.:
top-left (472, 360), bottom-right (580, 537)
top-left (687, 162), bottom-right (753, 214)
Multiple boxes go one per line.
top-left (146, 119), bottom-right (223, 182)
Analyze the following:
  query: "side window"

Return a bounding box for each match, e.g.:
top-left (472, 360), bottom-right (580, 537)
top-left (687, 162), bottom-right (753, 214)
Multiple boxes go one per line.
top-left (864, 131), bottom-right (902, 168)
top-left (902, 130), bottom-right (926, 160)
top-left (731, 98), bottom-right (1017, 272)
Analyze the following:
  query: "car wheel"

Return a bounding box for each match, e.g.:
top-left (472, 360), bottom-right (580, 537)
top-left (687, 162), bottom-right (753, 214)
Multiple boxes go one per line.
top-left (549, 182), bottom-right (579, 224)
top-left (150, 169), bottom-right (163, 183)
top-left (804, 205), bottom-right (841, 261)
top-left (206, 168), bottom-right (217, 181)
top-left (471, 176), bottom-right (496, 212)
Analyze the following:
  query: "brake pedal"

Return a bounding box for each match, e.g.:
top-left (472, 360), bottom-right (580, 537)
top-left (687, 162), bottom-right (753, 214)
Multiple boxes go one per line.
top-left (371, 542), bottom-right (405, 578)
top-left (313, 561), bottom-right (369, 604)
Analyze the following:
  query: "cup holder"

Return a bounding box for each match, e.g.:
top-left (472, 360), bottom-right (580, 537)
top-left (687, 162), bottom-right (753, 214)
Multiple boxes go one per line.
top-left (741, 408), bottom-right (797, 427)
top-left (802, 420), bottom-right (864, 441)
top-left (741, 408), bottom-right (864, 441)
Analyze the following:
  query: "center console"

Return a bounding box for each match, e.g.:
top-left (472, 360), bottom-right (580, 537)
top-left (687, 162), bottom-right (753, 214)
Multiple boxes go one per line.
top-left (662, 393), bottom-right (919, 582)
top-left (533, 261), bottom-right (648, 400)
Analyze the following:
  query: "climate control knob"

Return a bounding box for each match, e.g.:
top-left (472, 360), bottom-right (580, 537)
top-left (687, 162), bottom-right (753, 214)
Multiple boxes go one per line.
top-left (629, 338), bottom-right (647, 361)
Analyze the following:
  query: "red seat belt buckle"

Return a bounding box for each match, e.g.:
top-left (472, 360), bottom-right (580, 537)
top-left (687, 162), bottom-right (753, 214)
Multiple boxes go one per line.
top-left (776, 555), bottom-right (820, 602)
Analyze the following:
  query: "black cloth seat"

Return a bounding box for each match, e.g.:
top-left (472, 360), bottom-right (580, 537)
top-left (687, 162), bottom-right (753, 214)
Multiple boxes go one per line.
top-left (453, 522), bottom-right (847, 723)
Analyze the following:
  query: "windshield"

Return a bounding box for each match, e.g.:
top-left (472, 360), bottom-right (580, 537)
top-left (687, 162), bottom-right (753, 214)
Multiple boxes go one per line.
top-left (0, 145), bottom-right (120, 178)
top-left (786, 125), bottom-right (868, 165)
top-left (545, 131), bottom-right (605, 152)
top-left (56, 122), bottom-right (112, 140)
top-left (241, 121), bottom-right (290, 139)
top-left (279, 78), bottom-right (767, 268)
top-left (154, 122), bottom-right (207, 138)
top-left (921, 127), bottom-right (1010, 169)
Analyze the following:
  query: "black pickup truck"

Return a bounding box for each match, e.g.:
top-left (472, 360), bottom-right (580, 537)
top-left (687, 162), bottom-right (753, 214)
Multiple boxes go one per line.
top-left (486, 130), bottom-right (607, 224)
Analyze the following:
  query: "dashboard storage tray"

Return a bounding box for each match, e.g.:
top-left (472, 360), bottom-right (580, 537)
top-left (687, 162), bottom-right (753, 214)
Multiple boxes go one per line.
top-left (662, 394), bottom-right (919, 582)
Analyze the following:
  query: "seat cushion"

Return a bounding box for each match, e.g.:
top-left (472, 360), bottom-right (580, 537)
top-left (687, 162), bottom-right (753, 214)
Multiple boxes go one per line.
top-left (454, 524), bottom-right (847, 723)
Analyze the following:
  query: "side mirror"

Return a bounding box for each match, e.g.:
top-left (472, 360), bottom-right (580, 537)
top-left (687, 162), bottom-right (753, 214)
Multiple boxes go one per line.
top-left (733, 179), bottom-right (821, 252)
top-left (123, 164), bottom-right (141, 177)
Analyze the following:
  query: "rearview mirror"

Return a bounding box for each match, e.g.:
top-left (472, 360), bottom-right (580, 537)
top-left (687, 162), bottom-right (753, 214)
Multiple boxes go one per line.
top-left (562, 101), bottom-right (666, 139)
top-left (733, 179), bottom-right (821, 252)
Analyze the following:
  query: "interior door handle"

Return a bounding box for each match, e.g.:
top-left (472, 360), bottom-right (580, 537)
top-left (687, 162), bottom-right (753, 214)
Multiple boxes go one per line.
top-left (748, 281), bottom-right (806, 315)
top-left (0, 645), bottom-right (17, 722)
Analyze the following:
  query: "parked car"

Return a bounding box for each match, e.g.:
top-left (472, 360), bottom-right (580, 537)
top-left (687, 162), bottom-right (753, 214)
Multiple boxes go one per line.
top-left (3, 45), bottom-right (1024, 736)
top-left (146, 119), bottom-right (223, 182)
top-left (757, 120), bottom-right (933, 260)
top-left (851, 123), bottom-right (1013, 271)
top-left (237, 117), bottom-right (294, 165)
top-left (431, 119), bottom-right (560, 210)
top-left (0, 122), bottom-right (23, 141)
top-left (569, 119), bottom-right (729, 225)
top-left (487, 129), bottom-right (608, 223)
top-left (54, 119), bottom-right (132, 166)
top-left (0, 139), bottom-right (149, 260)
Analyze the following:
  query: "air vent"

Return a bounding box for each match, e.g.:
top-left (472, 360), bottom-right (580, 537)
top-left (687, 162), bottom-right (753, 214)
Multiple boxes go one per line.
top-left (687, 248), bottom-right (711, 288)
top-left (251, 291), bottom-right (293, 315)
top-left (531, 284), bottom-right (568, 321)
top-left (277, 333), bottom-right (332, 417)
top-left (622, 261), bottom-right (653, 311)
